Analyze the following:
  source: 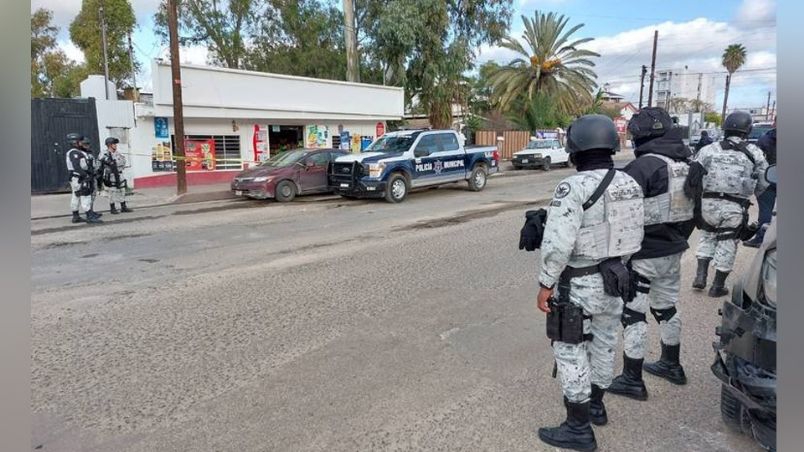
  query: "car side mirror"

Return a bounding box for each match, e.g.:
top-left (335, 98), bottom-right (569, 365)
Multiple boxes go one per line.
top-left (766, 165), bottom-right (777, 184)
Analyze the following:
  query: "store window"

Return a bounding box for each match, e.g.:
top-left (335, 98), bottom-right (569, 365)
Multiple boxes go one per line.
top-left (174, 135), bottom-right (242, 170)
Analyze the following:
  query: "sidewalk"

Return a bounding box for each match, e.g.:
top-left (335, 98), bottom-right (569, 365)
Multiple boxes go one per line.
top-left (31, 183), bottom-right (237, 220)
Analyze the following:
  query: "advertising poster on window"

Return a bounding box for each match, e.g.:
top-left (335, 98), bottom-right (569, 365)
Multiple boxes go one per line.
top-left (152, 140), bottom-right (174, 172)
top-left (252, 124), bottom-right (269, 163)
top-left (340, 131), bottom-right (351, 150)
top-left (305, 125), bottom-right (329, 148)
top-left (184, 139), bottom-right (216, 171)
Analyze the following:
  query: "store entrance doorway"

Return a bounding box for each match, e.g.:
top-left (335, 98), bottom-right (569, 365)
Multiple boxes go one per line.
top-left (269, 126), bottom-right (304, 153)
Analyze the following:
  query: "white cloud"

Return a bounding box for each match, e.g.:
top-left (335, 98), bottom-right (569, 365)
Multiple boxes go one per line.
top-left (735, 0), bottom-right (776, 28)
top-left (158, 44), bottom-right (210, 66)
top-left (60, 40), bottom-right (85, 63)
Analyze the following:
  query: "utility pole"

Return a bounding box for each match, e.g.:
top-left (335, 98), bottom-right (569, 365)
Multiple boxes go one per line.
top-left (99, 3), bottom-right (111, 100)
top-left (638, 65), bottom-right (647, 109)
top-left (127, 31), bottom-right (138, 102)
top-left (721, 73), bottom-right (731, 122)
top-left (167, 0), bottom-right (187, 195)
top-left (765, 91), bottom-right (772, 120)
top-left (647, 30), bottom-right (658, 107)
top-left (343, 0), bottom-right (360, 82)
top-left (695, 72), bottom-right (702, 112)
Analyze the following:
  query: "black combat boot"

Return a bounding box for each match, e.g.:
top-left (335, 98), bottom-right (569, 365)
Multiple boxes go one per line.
top-left (589, 384), bottom-right (608, 426)
top-left (643, 342), bottom-right (687, 385)
top-left (85, 213), bottom-right (103, 224)
top-left (87, 209), bottom-right (102, 219)
top-left (110, 203), bottom-right (119, 214)
top-left (71, 211), bottom-right (84, 223)
top-left (692, 258), bottom-right (711, 290)
top-left (120, 201), bottom-right (133, 213)
top-left (606, 354), bottom-right (648, 401)
top-left (708, 270), bottom-right (730, 297)
top-left (538, 400), bottom-right (597, 451)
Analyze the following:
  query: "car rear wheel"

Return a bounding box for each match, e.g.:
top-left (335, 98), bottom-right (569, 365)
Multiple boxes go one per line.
top-left (385, 173), bottom-right (408, 203)
top-left (275, 180), bottom-right (296, 202)
top-left (468, 164), bottom-right (487, 191)
top-left (512, 164), bottom-right (522, 170)
top-left (542, 157), bottom-right (552, 171)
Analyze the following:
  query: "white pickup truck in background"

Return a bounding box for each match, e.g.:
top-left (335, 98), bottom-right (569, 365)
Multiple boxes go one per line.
top-left (510, 138), bottom-right (570, 171)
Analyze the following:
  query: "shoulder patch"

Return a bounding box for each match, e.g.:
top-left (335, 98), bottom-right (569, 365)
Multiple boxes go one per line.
top-left (554, 182), bottom-right (572, 199)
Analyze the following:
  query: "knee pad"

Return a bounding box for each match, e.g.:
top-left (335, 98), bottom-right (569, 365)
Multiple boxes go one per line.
top-left (650, 306), bottom-right (677, 324)
top-left (621, 306), bottom-right (647, 328)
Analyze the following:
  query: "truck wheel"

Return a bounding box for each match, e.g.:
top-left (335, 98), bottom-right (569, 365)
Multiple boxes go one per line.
top-left (275, 180), bottom-right (296, 202)
top-left (512, 164), bottom-right (522, 170)
top-left (720, 384), bottom-right (747, 433)
top-left (468, 165), bottom-right (487, 191)
top-left (542, 157), bottom-right (552, 171)
top-left (385, 173), bottom-right (408, 203)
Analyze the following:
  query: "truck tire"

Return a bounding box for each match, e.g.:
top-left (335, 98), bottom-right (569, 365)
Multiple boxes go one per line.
top-left (468, 164), bottom-right (487, 191)
top-left (385, 173), bottom-right (408, 203)
top-left (275, 180), bottom-right (297, 202)
top-left (720, 384), bottom-right (747, 433)
top-left (542, 157), bottom-right (552, 171)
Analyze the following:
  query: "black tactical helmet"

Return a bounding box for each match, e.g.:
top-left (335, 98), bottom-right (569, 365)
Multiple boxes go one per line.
top-left (566, 114), bottom-right (620, 154)
top-left (723, 110), bottom-right (753, 136)
top-left (627, 107), bottom-right (672, 141)
top-left (66, 133), bottom-right (85, 148)
top-left (105, 137), bottom-right (120, 146)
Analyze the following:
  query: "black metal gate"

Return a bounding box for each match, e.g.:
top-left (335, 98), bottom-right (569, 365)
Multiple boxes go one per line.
top-left (31, 98), bottom-right (100, 194)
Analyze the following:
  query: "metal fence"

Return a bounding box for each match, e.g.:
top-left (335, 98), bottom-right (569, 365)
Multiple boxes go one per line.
top-left (31, 98), bottom-right (100, 194)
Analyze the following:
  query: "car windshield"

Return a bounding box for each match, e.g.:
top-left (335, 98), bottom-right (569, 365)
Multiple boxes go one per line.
top-left (526, 140), bottom-right (553, 149)
top-left (364, 134), bottom-right (417, 153)
top-left (749, 126), bottom-right (773, 140)
top-left (260, 149), bottom-right (307, 167)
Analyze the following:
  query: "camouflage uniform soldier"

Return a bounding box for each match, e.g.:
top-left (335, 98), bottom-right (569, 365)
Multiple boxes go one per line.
top-left (690, 111), bottom-right (769, 297)
top-left (99, 137), bottom-right (133, 214)
top-left (536, 115), bottom-right (644, 451)
top-left (608, 108), bottom-right (696, 401)
top-left (65, 133), bottom-right (102, 224)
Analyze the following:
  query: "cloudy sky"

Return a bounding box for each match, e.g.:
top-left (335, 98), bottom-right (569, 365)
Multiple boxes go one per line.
top-left (31, 0), bottom-right (776, 109)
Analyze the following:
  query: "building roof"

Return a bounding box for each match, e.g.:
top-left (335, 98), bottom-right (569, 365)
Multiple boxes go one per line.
top-left (148, 61), bottom-right (405, 121)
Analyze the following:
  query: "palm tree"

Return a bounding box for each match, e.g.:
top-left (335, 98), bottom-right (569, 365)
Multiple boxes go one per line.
top-left (721, 43), bottom-right (747, 120)
top-left (490, 11), bottom-right (599, 114)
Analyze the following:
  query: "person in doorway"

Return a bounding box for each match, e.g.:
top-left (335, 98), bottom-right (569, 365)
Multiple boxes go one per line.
top-left (607, 107), bottom-right (695, 402)
top-left (689, 111), bottom-right (769, 297)
top-left (99, 137), bottom-right (133, 214)
top-left (65, 133), bottom-right (102, 224)
top-left (535, 115), bottom-right (644, 451)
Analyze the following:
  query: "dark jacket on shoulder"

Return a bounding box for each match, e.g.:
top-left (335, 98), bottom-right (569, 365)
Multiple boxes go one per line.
top-left (624, 131), bottom-right (696, 260)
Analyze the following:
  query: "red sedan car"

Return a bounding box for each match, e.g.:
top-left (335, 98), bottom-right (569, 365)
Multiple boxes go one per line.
top-left (231, 148), bottom-right (349, 202)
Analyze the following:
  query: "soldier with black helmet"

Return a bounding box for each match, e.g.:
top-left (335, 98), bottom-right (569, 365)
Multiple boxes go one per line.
top-left (607, 107), bottom-right (696, 402)
top-left (688, 110), bottom-right (769, 296)
top-left (534, 114), bottom-right (644, 451)
top-left (65, 133), bottom-right (102, 224)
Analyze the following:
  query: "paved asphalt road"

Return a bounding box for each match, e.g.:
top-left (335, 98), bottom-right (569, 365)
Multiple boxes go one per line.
top-left (31, 162), bottom-right (762, 451)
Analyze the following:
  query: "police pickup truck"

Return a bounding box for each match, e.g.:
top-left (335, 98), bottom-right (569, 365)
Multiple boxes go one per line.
top-left (328, 129), bottom-right (499, 203)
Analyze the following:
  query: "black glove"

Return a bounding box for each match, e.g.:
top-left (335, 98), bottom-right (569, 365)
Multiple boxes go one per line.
top-left (519, 208), bottom-right (548, 251)
top-left (599, 258), bottom-right (633, 301)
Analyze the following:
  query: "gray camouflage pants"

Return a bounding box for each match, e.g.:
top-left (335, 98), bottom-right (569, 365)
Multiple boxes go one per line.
top-left (69, 177), bottom-right (92, 213)
top-left (552, 272), bottom-right (623, 403)
top-left (696, 198), bottom-right (744, 272)
top-left (622, 253), bottom-right (683, 360)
